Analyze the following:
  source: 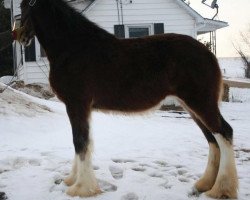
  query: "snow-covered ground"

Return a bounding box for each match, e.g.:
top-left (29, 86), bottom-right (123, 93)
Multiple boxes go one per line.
top-left (218, 57), bottom-right (245, 79)
top-left (218, 57), bottom-right (250, 103)
top-left (0, 83), bottom-right (250, 200)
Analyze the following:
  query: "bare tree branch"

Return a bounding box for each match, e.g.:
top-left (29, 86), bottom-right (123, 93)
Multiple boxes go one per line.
top-left (234, 26), bottom-right (250, 78)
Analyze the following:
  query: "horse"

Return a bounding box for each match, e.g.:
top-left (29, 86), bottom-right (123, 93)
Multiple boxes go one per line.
top-left (19, 0), bottom-right (238, 198)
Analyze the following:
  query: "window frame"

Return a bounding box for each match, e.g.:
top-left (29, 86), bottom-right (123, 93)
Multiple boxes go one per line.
top-left (125, 24), bottom-right (154, 38)
top-left (24, 37), bottom-right (36, 62)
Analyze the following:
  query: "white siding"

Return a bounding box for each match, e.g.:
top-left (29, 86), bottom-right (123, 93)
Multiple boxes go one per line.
top-left (17, 64), bottom-right (24, 82)
top-left (85, 0), bottom-right (195, 37)
top-left (16, 38), bottom-right (49, 84)
top-left (15, 43), bottom-right (24, 81)
top-left (25, 61), bottom-right (49, 84)
top-left (12, 0), bottom-right (21, 16)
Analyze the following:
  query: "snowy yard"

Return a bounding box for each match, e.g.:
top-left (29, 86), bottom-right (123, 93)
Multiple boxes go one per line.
top-left (0, 83), bottom-right (250, 200)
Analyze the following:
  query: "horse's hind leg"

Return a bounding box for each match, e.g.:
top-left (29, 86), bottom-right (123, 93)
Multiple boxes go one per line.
top-left (187, 112), bottom-right (220, 193)
top-left (64, 102), bottom-right (101, 197)
top-left (182, 99), bottom-right (238, 199)
top-left (206, 114), bottom-right (238, 199)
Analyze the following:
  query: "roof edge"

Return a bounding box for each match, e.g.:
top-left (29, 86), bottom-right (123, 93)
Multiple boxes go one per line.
top-left (83, 0), bottom-right (98, 13)
top-left (204, 18), bottom-right (229, 26)
top-left (175, 0), bottom-right (204, 23)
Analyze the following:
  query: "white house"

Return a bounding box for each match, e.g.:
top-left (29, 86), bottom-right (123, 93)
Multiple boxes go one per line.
top-left (4, 0), bottom-right (228, 84)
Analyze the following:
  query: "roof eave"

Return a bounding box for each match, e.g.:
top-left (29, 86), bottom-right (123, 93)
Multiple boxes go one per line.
top-left (175, 0), bottom-right (229, 33)
top-left (197, 19), bottom-right (229, 35)
top-left (83, 0), bottom-right (97, 13)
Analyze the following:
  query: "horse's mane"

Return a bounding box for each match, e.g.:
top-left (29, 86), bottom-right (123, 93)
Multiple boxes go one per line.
top-left (29, 0), bottom-right (115, 42)
top-left (50, 0), bottom-right (90, 32)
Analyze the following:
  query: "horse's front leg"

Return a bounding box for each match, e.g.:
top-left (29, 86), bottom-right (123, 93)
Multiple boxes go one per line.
top-left (64, 102), bottom-right (101, 197)
top-left (64, 154), bottom-right (77, 186)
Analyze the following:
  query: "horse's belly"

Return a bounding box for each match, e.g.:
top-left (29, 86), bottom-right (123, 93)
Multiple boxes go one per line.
top-left (93, 85), bottom-right (168, 112)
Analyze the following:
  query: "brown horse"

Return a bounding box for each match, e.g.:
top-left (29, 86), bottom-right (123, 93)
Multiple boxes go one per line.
top-left (19, 0), bottom-right (238, 198)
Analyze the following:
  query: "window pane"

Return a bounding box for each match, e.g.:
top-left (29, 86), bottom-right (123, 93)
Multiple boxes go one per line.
top-left (25, 38), bottom-right (36, 62)
top-left (129, 27), bottom-right (149, 38)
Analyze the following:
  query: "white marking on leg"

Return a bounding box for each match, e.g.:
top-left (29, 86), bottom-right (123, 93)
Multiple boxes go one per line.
top-left (66, 140), bottom-right (101, 197)
top-left (64, 155), bottom-right (77, 186)
top-left (195, 143), bottom-right (220, 192)
top-left (206, 134), bottom-right (238, 199)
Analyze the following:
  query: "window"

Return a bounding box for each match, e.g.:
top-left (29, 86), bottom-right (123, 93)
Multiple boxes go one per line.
top-left (114, 23), bottom-right (164, 39)
top-left (25, 38), bottom-right (36, 62)
top-left (128, 27), bottom-right (149, 38)
top-left (125, 24), bottom-right (153, 38)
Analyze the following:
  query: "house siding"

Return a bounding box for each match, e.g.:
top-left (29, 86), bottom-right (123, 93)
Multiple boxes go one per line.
top-left (14, 43), bottom-right (25, 81)
top-left (85, 0), bottom-right (195, 37)
top-left (17, 65), bottom-right (24, 82)
top-left (15, 37), bottom-right (49, 84)
top-left (25, 62), bottom-right (49, 84)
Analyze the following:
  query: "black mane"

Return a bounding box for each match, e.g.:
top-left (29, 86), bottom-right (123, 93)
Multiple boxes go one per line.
top-left (46, 0), bottom-right (113, 38)
top-left (22, 0), bottom-right (115, 58)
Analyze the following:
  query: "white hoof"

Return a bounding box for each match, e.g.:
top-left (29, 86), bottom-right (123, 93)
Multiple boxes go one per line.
top-left (66, 183), bottom-right (101, 197)
top-left (64, 174), bottom-right (76, 186)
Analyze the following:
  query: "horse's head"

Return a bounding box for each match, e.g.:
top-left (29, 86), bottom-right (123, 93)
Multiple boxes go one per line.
top-left (19, 0), bottom-right (37, 46)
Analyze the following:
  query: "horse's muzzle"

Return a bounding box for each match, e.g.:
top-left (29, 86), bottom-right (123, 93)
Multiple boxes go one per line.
top-left (12, 27), bottom-right (24, 41)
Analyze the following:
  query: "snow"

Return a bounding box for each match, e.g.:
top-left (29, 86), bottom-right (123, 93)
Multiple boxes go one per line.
top-left (0, 82), bottom-right (250, 200)
top-left (218, 57), bottom-right (250, 103)
top-left (218, 57), bottom-right (245, 79)
top-left (0, 76), bottom-right (16, 85)
top-left (229, 88), bottom-right (250, 103)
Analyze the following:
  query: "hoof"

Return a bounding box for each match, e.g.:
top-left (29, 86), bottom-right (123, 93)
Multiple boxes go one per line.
top-left (206, 188), bottom-right (238, 199)
top-left (64, 175), bottom-right (76, 186)
top-left (205, 173), bottom-right (238, 199)
top-left (188, 186), bottom-right (201, 197)
top-left (66, 183), bottom-right (102, 197)
top-left (194, 178), bottom-right (214, 193)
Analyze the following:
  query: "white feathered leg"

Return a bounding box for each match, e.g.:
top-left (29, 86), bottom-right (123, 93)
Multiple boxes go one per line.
top-left (66, 141), bottom-right (101, 197)
top-left (206, 134), bottom-right (238, 199)
top-left (64, 155), bottom-right (77, 186)
top-left (195, 143), bottom-right (220, 192)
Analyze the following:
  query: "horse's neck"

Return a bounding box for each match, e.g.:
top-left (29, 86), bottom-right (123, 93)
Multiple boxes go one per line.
top-left (32, 5), bottom-right (115, 60)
